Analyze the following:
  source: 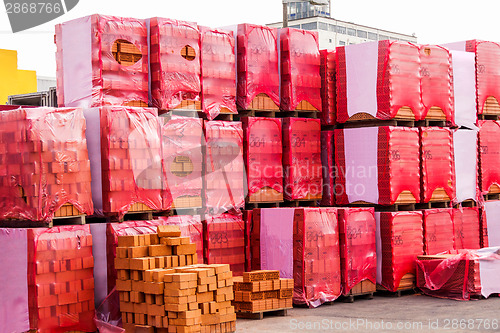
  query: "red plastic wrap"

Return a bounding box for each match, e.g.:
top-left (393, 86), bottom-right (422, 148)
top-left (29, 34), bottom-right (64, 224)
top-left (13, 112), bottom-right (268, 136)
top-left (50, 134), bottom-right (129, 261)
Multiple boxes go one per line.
top-left (377, 211), bottom-right (423, 292)
top-left (150, 18), bottom-right (201, 110)
top-left (28, 225), bottom-right (96, 332)
top-left (242, 117), bottom-right (283, 203)
top-left (480, 207), bottom-right (489, 248)
top-left (453, 207), bottom-right (480, 250)
top-left (422, 209), bottom-right (455, 255)
top-left (293, 208), bottom-right (341, 307)
top-left (478, 120), bottom-right (500, 194)
top-left (242, 210), bottom-right (252, 272)
top-left (200, 27), bottom-right (237, 120)
top-left (236, 24), bottom-right (280, 110)
top-left (320, 131), bottom-right (335, 206)
top-left (105, 220), bottom-right (166, 295)
top-left (56, 15), bottom-right (148, 108)
top-left (416, 251), bottom-right (482, 300)
top-left (204, 121), bottom-right (245, 214)
top-left (336, 41), bottom-right (423, 122)
top-left (157, 215), bottom-right (204, 264)
top-left (465, 40), bottom-right (500, 115)
top-left (334, 126), bottom-right (420, 205)
top-left (338, 208), bottom-right (377, 295)
top-left (419, 127), bottom-right (456, 203)
top-left (419, 45), bottom-right (454, 123)
top-left (160, 115), bottom-right (203, 209)
top-left (96, 106), bottom-right (162, 217)
top-left (204, 213), bottom-right (246, 276)
top-left (320, 49), bottom-right (336, 126)
top-left (282, 118), bottom-right (322, 201)
top-left (279, 28), bottom-right (321, 112)
top-left (0, 107), bottom-right (93, 223)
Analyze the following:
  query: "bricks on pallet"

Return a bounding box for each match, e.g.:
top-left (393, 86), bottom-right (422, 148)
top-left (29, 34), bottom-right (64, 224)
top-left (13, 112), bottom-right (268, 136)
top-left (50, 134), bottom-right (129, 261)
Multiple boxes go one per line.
top-left (0, 107), bottom-right (93, 223)
top-left (453, 207), bottom-right (481, 250)
top-left (251, 208), bottom-right (294, 278)
top-left (336, 41), bottom-right (423, 122)
top-left (320, 130), bottom-right (335, 206)
top-left (375, 211), bottom-right (423, 292)
top-left (236, 24), bottom-right (280, 110)
top-left (320, 49), bottom-right (336, 126)
top-left (158, 215), bottom-right (204, 264)
top-left (338, 208), bottom-right (377, 296)
top-left (200, 27), bottom-right (237, 120)
top-left (149, 18), bottom-right (201, 110)
top-left (482, 201), bottom-right (500, 247)
top-left (242, 117), bottom-right (283, 203)
top-left (56, 15), bottom-right (148, 108)
top-left (279, 28), bottom-right (321, 112)
top-left (160, 116), bottom-right (203, 210)
top-left (233, 270), bottom-right (293, 314)
top-left (422, 209), bottom-right (454, 255)
top-left (445, 40), bottom-right (500, 116)
top-left (419, 45), bottom-right (454, 123)
top-left (204, 214), bottom-right (246, 276)
top-left (204, 121), bottom-right (245, 213)
top-left (293, 208), bottom-right (341, 307)
top-left (84, 106), bottom-right (162, 218)
top-left (334, 126), bottom-right (420, 205)
top-left (453, 129), bottom-right (478, 203)
top-left (27, 226), bottom-right (96, 332)
top-left (420, 127), bottom-right (456, 203)
top-left (478, 121), bottom-right (500, 195)
top-left (282, 118), bottom-right (322, 201)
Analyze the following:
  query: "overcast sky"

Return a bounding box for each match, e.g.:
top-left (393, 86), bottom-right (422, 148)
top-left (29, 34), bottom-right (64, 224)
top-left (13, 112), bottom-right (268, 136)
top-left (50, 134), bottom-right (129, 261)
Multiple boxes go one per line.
top-left (1, 0), bottom-right (499, 77)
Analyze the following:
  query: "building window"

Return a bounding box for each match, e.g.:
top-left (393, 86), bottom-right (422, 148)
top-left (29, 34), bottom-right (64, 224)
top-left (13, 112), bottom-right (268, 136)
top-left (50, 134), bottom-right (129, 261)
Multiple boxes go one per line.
top-left (328, 24), bottom-right (336, 32)
top-left (290, 25), bottom-right (301, 29)
top-left (379, 35), bottom-right (389, 40)
top-left (339, 41), bottom-right (345, 46)
top-left (329, 39), bottom-right (332, 43)
top-left (357, 30), bottom-right (367, 38)
top-left (318, 22), bottom-right (328, 31)
top-left (368, 32), bottom-right (378, 40)
top-left (347, 28), bottom-right (356, 36)
top-left (337, 26), bottom-right (346, 34)
top-left (301, 22), bottom-right (318, 30)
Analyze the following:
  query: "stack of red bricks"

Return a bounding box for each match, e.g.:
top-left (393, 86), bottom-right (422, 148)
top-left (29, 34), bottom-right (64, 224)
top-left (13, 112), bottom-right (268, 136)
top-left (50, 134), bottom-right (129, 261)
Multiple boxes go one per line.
top-left (422, 209), bottom-right (455, 255)
top-left (28, 226), bottom-right (95, 332)
top-left (232, 270), bottom-right (293, 313)
top-left (204, 214), bottom-right (246, 276)
top-left (115, 225), bottom-right (236, 333)
top-left (0, 107), bottom-right (93, 223)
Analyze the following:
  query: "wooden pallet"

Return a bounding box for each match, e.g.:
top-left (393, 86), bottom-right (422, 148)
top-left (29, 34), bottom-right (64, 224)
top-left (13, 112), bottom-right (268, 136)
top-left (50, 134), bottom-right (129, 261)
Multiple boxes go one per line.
top-left (376, 274), bottom-right (417, 297)
top-left (453, 200), bottom-right (477, 209)
top-left (415, 119), bottom-right (448, 127)
top-left (483, 193), bottom-right (500, 201)
top-left (236, 307), bottom-right (291, 320)
top-left (415, 201), bottom-right (451, 210)
top-left (482, 96), bottom-right (500, 115)
top-left (236, 109), bottom-right (278, 120)
top-left (277, 109), bottom-right (318, 119)
top-left (342, 280), bottom-right (376, 303)
top-left (278, 199), bottom-right (318, 208)
top-left (240, 94), bottom-right (280, 112)
top-left (105, 202), bottom-right (157, 222)
top-left (341, 118), bottom-right (415, 128)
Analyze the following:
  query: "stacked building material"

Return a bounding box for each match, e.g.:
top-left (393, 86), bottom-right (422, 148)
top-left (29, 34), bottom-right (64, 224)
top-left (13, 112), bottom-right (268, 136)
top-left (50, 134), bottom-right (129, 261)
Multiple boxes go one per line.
top-left (282, 118), bottom-right (322, 201)
top-left (320, 130), bottom-right (335, 206)
top-left (453, 129), bottom-right (478, 203)
top-left (452, 208), bottom-right (481, 250)
top-left (200, 27), bottom-right (237, 120)
top-left (334, 126), bottom-right (420, 205)
top-left (150, 18), bottom-right (201, 110)
top-left (204, 214), bottom-right (245, 276)
top-left (236, 24), bottom-right (280, 110)
top-left (478, 121), bottom-right (500, 195)
top-left (422, 209), bottom-right (455, 255)
top-left (55, 15), bottom-right (149, 107)
top-left (0, 107), bottom-right (93, 223)
top-left (419, 45), bottom-right (454, 123)
top-left (419, 127), bottom-right (456, 202)
top-left (160, 116), bottom-right (203, 209)
top-left (279, 28), bottom-right (321, 112)
top-left (28, 226), bottom-right (96, 332)
top-left (84, 106), bottom-right (163, 218)
top-left (338, 208), bottom-right (377, 295)
top-left (233, 270), bottom-right (293, 315)
top-left (293, 208), bottom-right (341, 307)
top-left (204, 121), bottom-right (245, 213)
top-left (319, 49), bottom-right (336, 125)
top-left (376, 211), bottom-right (424, 292)
top-left (242, 117), bottom-right (283, 203)
top-left (336, 41), bottom-right (423, 122)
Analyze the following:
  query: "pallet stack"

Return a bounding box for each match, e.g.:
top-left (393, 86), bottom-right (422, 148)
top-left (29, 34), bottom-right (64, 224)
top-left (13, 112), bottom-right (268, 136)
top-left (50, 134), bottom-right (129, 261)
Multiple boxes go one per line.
top-left (160, 215), bottom-right (205, 264)
top-left (55, 14), bottom-right (149, 107)
top-left (453, 208), bottom-right (481, 249)
top-left (320, 131), bottom-right (335, 206)
top-left (233, 270), bottom-right (293, 318)
top-left (28, 226), bottom-right (96, 332)
top-left (0, 107), bottom-right (93, 224)
top-left (319, 49), bottom-right (336, 126)
top-left (422, 209), bottom-right (455, 255)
